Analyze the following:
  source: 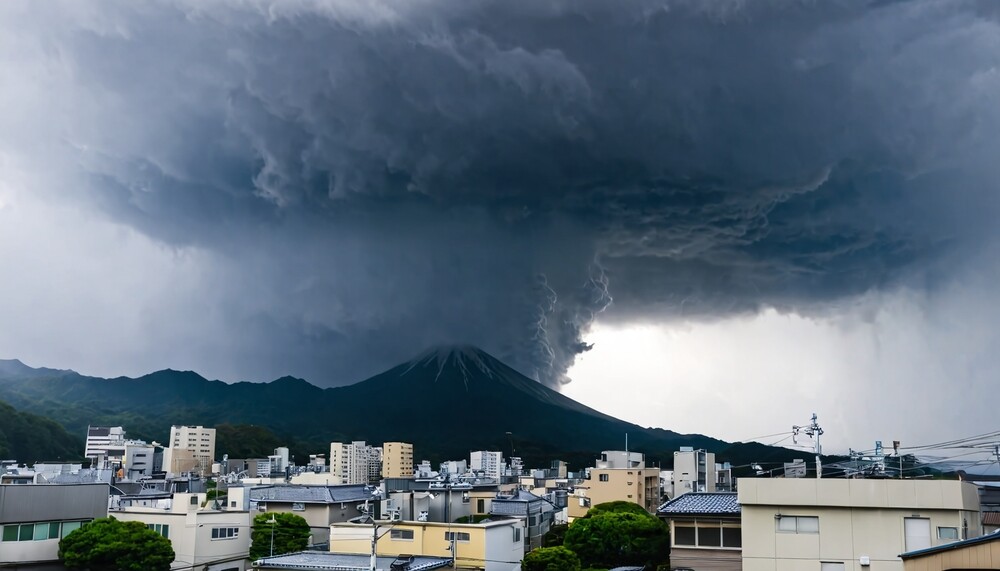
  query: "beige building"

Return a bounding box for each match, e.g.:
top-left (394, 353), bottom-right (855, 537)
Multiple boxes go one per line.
top-left (168, 425), bottom-right (216, 476)
top-left (328, 519), bottom-right (523, 571)
top-left (739, 478), bottom-right (982, 571)
top-left (570, 450), bottom-right (659, 518)
top-left (112, 490), bottom-right (251, 571)
top-left (330, 441), bottom-right (378, 484)
top-left (900, 531), bottom-right (1000, 571)
top-left (383, 442), bottom-right (414, 478)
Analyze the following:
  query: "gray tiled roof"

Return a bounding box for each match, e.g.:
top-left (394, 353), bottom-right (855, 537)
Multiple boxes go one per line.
top-left (254, 552), bottom-right (452, 571)
top-left (250, 484), bottom-right (371, 504)
top-left (657, 492), bottom-right (740, 515)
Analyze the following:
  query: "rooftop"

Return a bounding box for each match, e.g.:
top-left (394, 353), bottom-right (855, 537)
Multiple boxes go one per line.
top-left (250, 484), bottom-right (374, 504)
top-left (658, 492), bottom-right (740, 515)
top-left (900, 529), bottom-right (1000, 559)
top-left (254, 552), bottom-right (452, 571)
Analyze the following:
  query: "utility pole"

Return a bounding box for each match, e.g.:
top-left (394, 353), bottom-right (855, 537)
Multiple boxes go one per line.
top-left (369, 521), bottom-right (377, 571)
top-left (793, 413), bottom-right (824, 478)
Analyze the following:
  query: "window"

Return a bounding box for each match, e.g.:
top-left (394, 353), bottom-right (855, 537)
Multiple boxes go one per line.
top-left (673, 521), bottom-right (741, 549)
top-left (211, 527), bottom-right (238, 540)
top-left (513, 528), bottom-right (521, 543)
top-left (3, 521), bottom-right (87, 542)
top-left (599, 474), bottom-right (609, 482)
top-left (231, 501), bottom-right (238, 508)
top-left (776, 515), bottom-right (819, 534)
top-left (147, 524), bottom-right (169, 538)
top-left (444, 531), bottom-right (471, 542)
top-left (674, 525), bottom-right (696, 546)
top-left (938, 526), bottom-right (959, 540)
top-left (477, 499), bottom-right (485, 512)
top-left (904, 517), bottom-right (931, 551)
top-left (820, 563), bottom-right (845, 571)
top-left (291, 502), bottom-right (305, 511)
top-left (390, 529), bottom-right (414, 540)
top-left (190, 496), bottom-right (199, 505)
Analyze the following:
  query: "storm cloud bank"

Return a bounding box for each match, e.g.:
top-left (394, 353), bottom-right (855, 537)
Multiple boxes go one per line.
top-left (2, 0), bottom-right (999, 386)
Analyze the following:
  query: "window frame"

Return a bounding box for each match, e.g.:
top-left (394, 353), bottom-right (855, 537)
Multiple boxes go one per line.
top-left (390, 529), bottom-right (414, 540)
top-left (775, 515), bottom-right (819, 534)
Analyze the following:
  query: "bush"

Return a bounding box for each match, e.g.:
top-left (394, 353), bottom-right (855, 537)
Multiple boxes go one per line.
top-left (523, 546), bottom-right (581, 571)
top-left (59, 517), bottom-right (174, 571)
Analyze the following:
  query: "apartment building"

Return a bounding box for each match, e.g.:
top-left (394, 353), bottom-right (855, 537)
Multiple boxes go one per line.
top-left (0, 483), bottom-right (109, 569)
top-left (330, 441), bottom-right (379, 485)
top-left (570, 450), bottom-right (659, 518)
top-left (470, 451), bottom-right (503, 481)
top-left (84, 425), bottom-right (127, 470)
top-left (168, 425), bottom-right (216, 477)
top-left (382, 442), bottom-right (414, 478)
top-left (327, 518), bottom-right (523, 571)
top-left (112, 490), bottom-right (251, 571)
top-left (739, 478), bottom-right (982, 571)
top-left (671, 447), bottom-right (717, 498)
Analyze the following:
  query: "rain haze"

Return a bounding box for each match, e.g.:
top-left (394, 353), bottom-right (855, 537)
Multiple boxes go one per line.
top-left (2, 0), bottom-right (999, 452)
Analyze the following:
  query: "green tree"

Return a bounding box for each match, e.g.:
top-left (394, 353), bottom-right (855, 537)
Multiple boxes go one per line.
top-left (563, 509), bottom-right (669, 569)
top-left (58, 517), bottom-right (174, 571)
top-left (250, 512), bottom-right (311, 559)
top-left (523, 546), bottom-right (581, 571)
top-left (543, 523), bottom-right (569, 547)
top-left (585, 501), bottom-right (650, 518)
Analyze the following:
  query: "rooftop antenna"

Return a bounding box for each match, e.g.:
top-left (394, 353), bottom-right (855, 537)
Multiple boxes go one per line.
top-left (793, 413), bottom-right (824, 478)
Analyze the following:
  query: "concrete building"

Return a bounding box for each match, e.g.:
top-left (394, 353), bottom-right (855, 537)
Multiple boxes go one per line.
top-left (84, 425), bottom-right (126, 470)
top-left (672, 448), bottom-right (717, 498)
top-left (163, 447), bottom-right (199, 477)
top-left (470, 451), bottom-right (503, 481)
top-left (168, 425), bottom-right (216, 477)
top-left (0, 483), bottom-right (109, 570)
top-left (658, 492), bottom-right (742, 571)
top-left (490, 488), bottom-right (556, 552)
top-left (570, 451), bottom-right (660, 518)
top-left (382, 442), bottom-right (414, 479)
top-left (328, 518), bottom-right (524, 571)
top-left (123, 439), bottom-right (162, 480)
top-left (245, 484), bottom-right (377, 545)
top-left (739, 478), bottom-right (982, 571)
top-left (330, 442), bottom-right (378, 485)
top-left (901, 530), bottom-right (1000, 571)
top-left (111, 490), bottom-right (250, 571)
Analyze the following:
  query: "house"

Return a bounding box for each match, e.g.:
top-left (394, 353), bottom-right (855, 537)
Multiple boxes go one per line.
top-left (0, 483), bottom-right (109, 570)
top-left (111, 490), bottom-right (251, 571)
top-left (328, 518), bottom-right (523, 571)
top-left (489, 488), bottom-right (556, 551)
top-left (739, 478), bottom-right (982, 571)
top-left (900, 529), bottom-right (1000, 570)
top-left (245, 484), bottom-right (377, 545)
top-left (253, 552), bottom-right (452, 571)
top-left (657, 492), bottom-right (741, 571)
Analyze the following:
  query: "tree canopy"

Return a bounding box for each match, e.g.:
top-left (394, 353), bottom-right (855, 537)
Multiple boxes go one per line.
top-left (250, 512), bottom-right (311, 559)
top-left (563, 504), bottom-right (669, 569)
top-left (585, 501), bottom-right (651, 518)
top-left (58, 517), bottom-right (174, 571)
top-left (523, 546), bottom-right (581, 571)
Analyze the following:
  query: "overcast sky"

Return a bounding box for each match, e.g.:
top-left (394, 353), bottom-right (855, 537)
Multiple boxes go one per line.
top-left (2, 0), bottom-right (999, 453)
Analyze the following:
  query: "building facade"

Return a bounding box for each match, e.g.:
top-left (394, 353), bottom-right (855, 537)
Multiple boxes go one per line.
top-left (84, 425), bottom-right (126, 470)
top-left (168, 425), bottom-right (216, 477)
top-left (330, 442), bottom-right (378, 485)
top-left (739, 478), bottom-right (982, 571)
top-left (470, 451), bottom-right (503, 481)
top-left (671, 448), bottom-right (717, 498)
top-left (382, 442), bottom-right (414, 478)
top-left (570, 451), bottom-right (659, 518)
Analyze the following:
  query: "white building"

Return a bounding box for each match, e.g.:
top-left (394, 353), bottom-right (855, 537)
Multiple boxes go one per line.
top-left (330, 441), bottom-right (378, 485)
top-left (168, 425), bottom-right (216, 477)
top-left (671, 447), bottom-right (716, 498)
top-left (112, 490), bottom-right (251, 571)
top-left (84, 426), bottom-right (127, 470)
top-left (470, 451), bottom-right (503, 481)
top-left (123, 440), bottom-right (160, 480)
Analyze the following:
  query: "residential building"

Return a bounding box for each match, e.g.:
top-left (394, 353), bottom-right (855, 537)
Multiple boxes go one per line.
top-left (671, 448), bottom-right (717, 498)
top-left (111, 490), bottom-right (250, 571)
top-left (382, 442), bottom-right (414, 478)
top-left (490, 488), bottom-right (556, 551)
top-left (168, 425), bottom-right (216, 477)
top-left (246, 484), bottom-right (377, 545)
top-left (328, 518), bottom-right (524, 571)
top-left (330, 442), bottom-right (378, 485)
top-left (470, 451), bottom-right (503, 481)
top-left (254, 552), bottom-right (452, 571)
top-left (84, 425), bottom-right (126, 470)
top-left (570, 450), bottom-right (659, 518)
top-left (441, 460), bottom-right (468, 476)
top-left (657, 492), bottom-right (742, 571)
top-left (739, 477), bottom-right (982, 571)
top-left (0, 483), bottom-right (109, 570)
top-left (901, 530), bottom-right (1000, 571)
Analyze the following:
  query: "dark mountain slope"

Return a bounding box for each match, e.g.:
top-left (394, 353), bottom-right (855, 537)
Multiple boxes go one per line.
top-left (0, 399), bottom-right (85, 462)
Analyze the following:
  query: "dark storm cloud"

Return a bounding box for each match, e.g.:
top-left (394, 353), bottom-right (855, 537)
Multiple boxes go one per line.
top-left (2, 0), bottom-right (999, 385)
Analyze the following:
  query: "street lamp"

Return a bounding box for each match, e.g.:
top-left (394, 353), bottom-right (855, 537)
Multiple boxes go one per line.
top-left (267, 516), bottom-right (277, 557)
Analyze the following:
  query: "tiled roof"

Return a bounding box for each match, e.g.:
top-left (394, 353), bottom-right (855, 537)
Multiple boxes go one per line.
top-left (657, 492), bottom-right (740, 515)
top-left (254, 552), bottom-right (452, 571)
top-left (983, 511), bottom-right (1000, 526)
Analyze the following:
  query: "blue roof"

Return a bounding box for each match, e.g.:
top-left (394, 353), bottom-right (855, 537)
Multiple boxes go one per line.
top-left (900, 529), bottom-right (1000, 559)
top-left (657, 492), bottom-right (740, 515)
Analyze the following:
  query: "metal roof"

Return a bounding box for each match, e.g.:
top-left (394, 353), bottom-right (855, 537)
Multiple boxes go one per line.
top-left (900, 529), bottom-right (1000, 559)
top-left (250, 485), bottom-right (372, 504)
top-left (657, 492), bottom-right (740, 515)
top-left (254, 552), bottom-right (452, 571)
